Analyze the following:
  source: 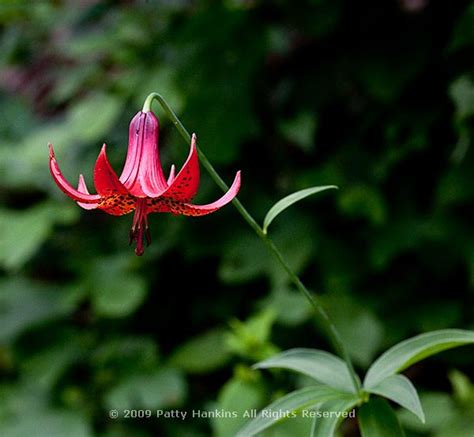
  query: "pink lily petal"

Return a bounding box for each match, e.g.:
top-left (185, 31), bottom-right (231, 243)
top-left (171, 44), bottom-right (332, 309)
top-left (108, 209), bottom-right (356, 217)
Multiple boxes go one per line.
top-left (49, 144), bottom-right (101, 204)
top-left (160, 133), bottom-right (200, 202)
top-left (94, 144), bottom-right (129, 197)
top-left (146, 197), bottom-right (170, 213)
top-left (119, 111), bottom-right (168, 198)
top-left (161, 171), bottom-right (241, 216)
top-left (167, 164), bottom-right (176, 186)
top-left (77, 174), bottom-right (99, 210)
top-left (78, 171), bottom-right (135, 216)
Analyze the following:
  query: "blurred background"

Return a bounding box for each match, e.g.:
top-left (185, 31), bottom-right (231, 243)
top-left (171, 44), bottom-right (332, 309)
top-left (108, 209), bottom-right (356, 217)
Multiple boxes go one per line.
top-left (0, 0), bottom-right (473, 436)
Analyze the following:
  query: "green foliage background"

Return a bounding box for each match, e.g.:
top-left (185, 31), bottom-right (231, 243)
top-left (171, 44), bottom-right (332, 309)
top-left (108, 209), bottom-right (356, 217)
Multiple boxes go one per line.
top-left (0, 1), bottom-right (473, 435)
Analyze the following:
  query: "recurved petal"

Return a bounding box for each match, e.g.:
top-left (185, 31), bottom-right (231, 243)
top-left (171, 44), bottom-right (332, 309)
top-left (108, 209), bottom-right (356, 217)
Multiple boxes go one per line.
top-left (161, 133), bottom-right (200, 202)
top-left (97, 193), bottom-right (136, 216)
top-left (167, 164), bottom-right (176, 186)
top-left (94, 144), bottom-right (129, 197)
top-left (78, 170), bottom-right (134, 216)
top-left (77, 174), bottom-right (99, 210)
top-left (146, 197), bottom-right (171, 213)
top-left (49, 144), bottom-right (101, 204)
top-left (164, 171), bottom-right (241, 216)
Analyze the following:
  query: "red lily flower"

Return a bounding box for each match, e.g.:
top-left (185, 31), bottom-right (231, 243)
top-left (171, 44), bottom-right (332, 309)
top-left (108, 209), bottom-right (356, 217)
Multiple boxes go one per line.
top-left (49, 110), bottom-right (241, 255)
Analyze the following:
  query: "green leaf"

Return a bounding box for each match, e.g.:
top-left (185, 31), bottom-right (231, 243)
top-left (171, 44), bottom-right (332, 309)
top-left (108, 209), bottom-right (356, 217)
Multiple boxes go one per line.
top-left (0, 410), bottom-right (92, 437)
top-left (263, 414), bottom-right (314, 436)
top-left (311, 398), bottom-right (359, 437)
top-left (168, 329), bottom-right (231, 374)
top-left (364, 329), bottom-right (474, 389)
top-left (318, 292), bottom-right (385, 367)
top-left (399, 390), bottom-right (474, 437)
top-left (219, 235), bottom-right (269, 284)
top-left (0, 206), bottom-right (51, 270)
top-left (263, 186), bottom-right (337, 234)
top-left (220, 214), bottom-right (315, 286)
top-left (254, 348), bottom-right (357, 393)
top-left (236, 386), bottom-right (353, 437)
top-left (358, 397), bottom-right (405, 437)
top-left (88, 256), bottom-right (147, 318)
top-left (0, 94), bottom-right (122, 190)
top-left (449, 75), bottom-right (474, 121)
top-left (105, 368), bottom-right (187, 410)
top-left (21, 338), bottom-right (83, 390)
top-left (135, 66), bottom-right (184, 115)
top-left (337, 184), bottom-right (386, 225)
top-left (280, 112), bottom-right (318, 152)
top-left (91, 336), bottom-right (159, 376)
top-left (226, 309), bottom-right (279, 361)
top-left (51, 65), bottom-right (97, 104)
top-left (0, 278), bottom-right (76, 344)
top-left (212, 377), bottom-right (266, 437)
top-left (449, 370), bottom-right (474, 402)
top-left (0, 202), bottom-right (78, 270)
top-left (66, 93), bottom-right (123, 143)
top-left (449, 4), bottom-right (474, 52)
top-left (267, 287), bottom-right (312, 326)
top-left (91, 274), bottom-right (147, 318)
top-left (366, 374), bottom-right (424, 423)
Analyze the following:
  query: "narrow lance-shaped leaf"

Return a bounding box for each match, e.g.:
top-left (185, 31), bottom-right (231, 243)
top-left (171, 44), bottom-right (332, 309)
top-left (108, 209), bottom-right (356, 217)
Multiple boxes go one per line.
top-left (235, 386), bottom-right (353, 437)
top-left (364, 329), bottom-right (474, 388)
top-left (366, 374), bottom-right (425, 423)
top-left (254, 348), bottom-right (358, 393)
top-left (358, 397), bottom-right (406, 437)
top-left (311, 397), bottom-right (359, 437)
top-left (263, 186), bottom-right (338, 234)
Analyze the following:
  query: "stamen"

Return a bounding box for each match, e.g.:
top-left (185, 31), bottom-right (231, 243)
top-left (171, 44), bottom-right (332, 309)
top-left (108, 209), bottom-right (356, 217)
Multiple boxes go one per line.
top-left (129, 198), bottom-right (151, 256)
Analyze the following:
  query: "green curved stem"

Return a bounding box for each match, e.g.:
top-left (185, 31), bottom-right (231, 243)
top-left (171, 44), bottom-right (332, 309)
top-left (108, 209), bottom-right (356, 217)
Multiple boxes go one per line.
top-left (143, 92), bottom-right (361, 395)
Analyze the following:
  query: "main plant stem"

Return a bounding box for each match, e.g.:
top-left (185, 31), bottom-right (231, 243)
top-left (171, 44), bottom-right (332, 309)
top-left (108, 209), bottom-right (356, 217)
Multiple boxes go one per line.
top-left (143, 92), bottom-right (361, 394)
